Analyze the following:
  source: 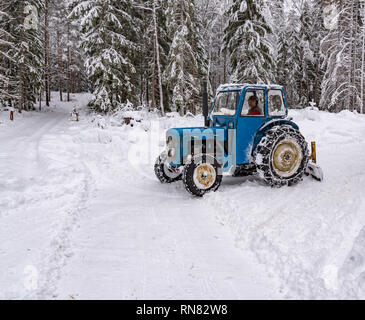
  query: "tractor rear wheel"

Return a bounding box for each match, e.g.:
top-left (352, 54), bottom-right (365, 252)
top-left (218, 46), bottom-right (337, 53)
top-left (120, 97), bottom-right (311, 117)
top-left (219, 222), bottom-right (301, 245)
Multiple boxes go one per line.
top-left (253, 125), bottom-right (309, 187)
top-left (183, 155), bottom-right (222, 197)
top-left (154, 152), bottom-right (182, 183)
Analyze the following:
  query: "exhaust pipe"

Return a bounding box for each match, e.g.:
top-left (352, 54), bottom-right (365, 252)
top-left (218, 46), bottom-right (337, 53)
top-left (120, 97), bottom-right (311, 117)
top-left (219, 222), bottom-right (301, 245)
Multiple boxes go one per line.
top-left (202, 80), bottom-right (209, 127)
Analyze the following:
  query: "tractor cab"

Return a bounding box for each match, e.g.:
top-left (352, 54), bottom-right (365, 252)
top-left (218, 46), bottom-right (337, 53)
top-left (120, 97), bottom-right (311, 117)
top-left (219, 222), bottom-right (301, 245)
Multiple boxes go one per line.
top-left (209, 84), bottom-right (287, 121)
top-left (208, 84), bottom-right (289, 164)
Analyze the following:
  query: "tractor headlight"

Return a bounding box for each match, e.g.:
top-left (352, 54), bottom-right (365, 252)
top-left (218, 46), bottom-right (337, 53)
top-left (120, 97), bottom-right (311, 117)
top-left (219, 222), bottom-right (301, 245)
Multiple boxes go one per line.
top-left (167, 147), bottom-right (176, 158)
top-left (166, 136), bottom-right (176, 158)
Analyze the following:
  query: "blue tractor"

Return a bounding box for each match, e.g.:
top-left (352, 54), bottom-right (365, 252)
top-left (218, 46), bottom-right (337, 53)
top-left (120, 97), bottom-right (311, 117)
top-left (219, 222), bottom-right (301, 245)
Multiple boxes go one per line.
top-left (155, 82), bottom-right (323, 197)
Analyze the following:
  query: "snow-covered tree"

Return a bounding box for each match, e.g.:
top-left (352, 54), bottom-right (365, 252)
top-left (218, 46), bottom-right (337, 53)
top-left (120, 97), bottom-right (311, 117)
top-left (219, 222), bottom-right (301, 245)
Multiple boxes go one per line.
top-left (268, 0), bottom-right (325, 108)
top-left (151, 0), bottom-right (165, 115)
top-left (6, 0), bottom-right (44, 112)
top-left (70, 0), bottom-right (138, 112)
top-left (136, 0), bottom-right (170, 114)
top-left (0, 10), bottom-right (16, 105)
top-left (197, 0), bottom-right (230, 95)
top-left (268, 0), bottom-right (292, 95)
top-left (49, 0), bottom-right (67, 102)
top-left (320, 0), bottom-right (363, 112)
top-left (164, 0), bottom-right (208, 115)
top-left (360, 0), bottom-right (365, 114)
top-left (305, 0), bottom-right (326, 107)
top-left (1, 0), bottom-right (364, 115)
top-left (223, 0), bottom-right (275, 84)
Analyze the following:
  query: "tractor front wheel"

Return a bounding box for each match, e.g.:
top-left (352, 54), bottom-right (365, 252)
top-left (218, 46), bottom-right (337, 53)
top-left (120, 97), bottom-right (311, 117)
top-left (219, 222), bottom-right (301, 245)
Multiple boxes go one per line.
top-left (254, 125), bottom-right (309, 187)
top-left (154, 152), bottom-right (182, 183)
top-left (182, 155), bottom-right (222, 197)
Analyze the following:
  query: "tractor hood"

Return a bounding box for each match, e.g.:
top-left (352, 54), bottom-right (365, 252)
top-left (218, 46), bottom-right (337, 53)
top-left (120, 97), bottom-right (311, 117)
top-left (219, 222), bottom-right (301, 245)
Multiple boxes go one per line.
top-left (166, 126), bottom-right (228, 142)
top-left (165, 125), bottom-right (232, 167)
top-left (165, 115), bottom-right (235, 139)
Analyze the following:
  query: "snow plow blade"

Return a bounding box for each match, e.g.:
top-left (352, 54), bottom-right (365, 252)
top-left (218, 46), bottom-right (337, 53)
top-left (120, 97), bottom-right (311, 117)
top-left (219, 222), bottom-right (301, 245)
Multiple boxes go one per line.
top-left (306, 162), bottom-right (324, 181)
top-left (306, 142), bottom-right (323, 181)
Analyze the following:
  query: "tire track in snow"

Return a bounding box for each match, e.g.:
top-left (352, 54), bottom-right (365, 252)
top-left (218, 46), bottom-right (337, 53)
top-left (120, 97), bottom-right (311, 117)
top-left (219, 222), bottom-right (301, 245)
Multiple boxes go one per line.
top-left (30, 163), bottom-right (93, 299)
top-left (9, 115), bottom-right (96, 299)
top-left (29, 123), bottom-right (96, 299)
top-left (0, 113), bottom-right (65, 219)
top-left (0, 111), bottom-right (86, 299)
top-left (53, 120), bottom-right (280, 299)
top-left (206, 140), bottom-right (365, 299)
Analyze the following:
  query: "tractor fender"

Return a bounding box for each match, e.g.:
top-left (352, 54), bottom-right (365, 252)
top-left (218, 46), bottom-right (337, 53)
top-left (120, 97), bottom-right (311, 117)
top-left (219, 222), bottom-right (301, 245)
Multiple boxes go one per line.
top-left (251, 119), bottom-right (300, 155)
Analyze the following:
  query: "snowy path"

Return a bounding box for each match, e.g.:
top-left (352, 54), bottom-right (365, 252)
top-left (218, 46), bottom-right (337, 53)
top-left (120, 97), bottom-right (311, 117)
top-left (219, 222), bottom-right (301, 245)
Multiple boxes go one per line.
top-left (56, 179), bottom-right (280, 300)
top-left (0, 96), bottom-right (281, 300)
top-left (0, 110), bottom-right (71, 298)
top-left (1, 97), bottom-right (365, 300)
top-left (0, 97), bottom-right (94, 299)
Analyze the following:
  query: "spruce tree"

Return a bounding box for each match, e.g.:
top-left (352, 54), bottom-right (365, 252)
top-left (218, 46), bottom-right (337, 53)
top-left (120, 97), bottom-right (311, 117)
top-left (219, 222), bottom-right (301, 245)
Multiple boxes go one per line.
top-left (138, 0), bottom-right (170, 114)
top-left (164, 0), bottom-right (207, 115)
top-left (0, 9), bottom-right (16, 105)
top-left (70, 0), bottom-right (138, 112)
top-left (197, 0), bottom-right (230, 93)
top-left (320, 0), bottom-right (362, 111)
top-left (301, 0), bottom-right (326, 107)
top-left (7, 0), bottom-right (44, 112)
top-left (223, 0), bottom-right (275, 84)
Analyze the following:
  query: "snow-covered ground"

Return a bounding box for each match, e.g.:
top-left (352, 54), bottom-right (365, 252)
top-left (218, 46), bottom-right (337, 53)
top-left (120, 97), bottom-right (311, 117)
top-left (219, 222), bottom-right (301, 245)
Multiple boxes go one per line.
top-left (1, 93), bottom-right (365, 300)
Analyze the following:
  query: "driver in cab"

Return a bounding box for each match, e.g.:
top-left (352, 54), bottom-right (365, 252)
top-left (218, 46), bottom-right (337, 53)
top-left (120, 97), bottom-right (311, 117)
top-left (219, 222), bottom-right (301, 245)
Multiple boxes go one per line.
top-left (248, 96), bottom-right (262, 116)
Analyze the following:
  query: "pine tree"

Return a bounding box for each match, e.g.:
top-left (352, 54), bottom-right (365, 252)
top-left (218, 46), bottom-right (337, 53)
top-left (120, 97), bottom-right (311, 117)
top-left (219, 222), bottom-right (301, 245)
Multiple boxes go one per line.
top-left (197, 0), bottom-right (229, 95)
top-left (44, 0), bottom-right (50, 107)
top-left (137, 0), bottom-right (170, 113)
top-left (266, 0), bottom-right (287, 87)
top-left (301, 0), bottom-right (326, 107)
top-left (152, 0), bottom-right (165, 115)
top-left (70, 0), bottom-right (138, 112)
top-left (320, 0), bottom-right (362, 111)
top-left (223, 0), bottom-right (275, 84)
top-left (0, 9), bottom-right (16, 105)
top-left (164, 0), bottom-right (207, 115)
top-left (284, 9), bottom-right (303, 107)
top-left (270, 0), bottom-right (324, 109)
top-left (50, 0), bottom-right (67, 101)
top-left (7, 0), bottom-right (44, 112)
top-left (64, 1), bottom-right (86, 100)
top-left (360, 0), bottom-right (365, 114)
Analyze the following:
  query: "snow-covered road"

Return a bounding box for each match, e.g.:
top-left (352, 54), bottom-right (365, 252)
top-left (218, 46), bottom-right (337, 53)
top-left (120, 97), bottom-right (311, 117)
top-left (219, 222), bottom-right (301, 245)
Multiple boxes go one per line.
top-left (0, 98), bottom-right (94, 299)
top-left (0, 95), bottom-right (280, 300)
top-left (1, 95), bottom-right (365, 300)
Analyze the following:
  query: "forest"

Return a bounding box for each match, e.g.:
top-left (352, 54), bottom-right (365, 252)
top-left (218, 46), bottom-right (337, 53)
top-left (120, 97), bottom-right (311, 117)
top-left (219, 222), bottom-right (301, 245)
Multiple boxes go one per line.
top-left (0, 0), bottom-right (364, 115)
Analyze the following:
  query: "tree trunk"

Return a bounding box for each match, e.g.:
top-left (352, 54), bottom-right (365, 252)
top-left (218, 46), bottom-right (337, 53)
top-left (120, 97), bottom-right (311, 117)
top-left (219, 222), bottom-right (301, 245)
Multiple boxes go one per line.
top-left (67, 22), bottom-right (71, 102)
top-left (45, 0), bottom-right (50, 106)
top-left (361, 3), bottom-right (365, 114)
top-left (57, 29), bottom-right (63, 101)
top-left (153, 0), bottom-right (165, 116)
top-left (179, 1), bottom-right (185, 115)
top-left (151, 37), bottom-right (156, 109)
top-left (346, 0), bottom-right (355, 111)
top-left (39, 90), bottom-right (42, 111)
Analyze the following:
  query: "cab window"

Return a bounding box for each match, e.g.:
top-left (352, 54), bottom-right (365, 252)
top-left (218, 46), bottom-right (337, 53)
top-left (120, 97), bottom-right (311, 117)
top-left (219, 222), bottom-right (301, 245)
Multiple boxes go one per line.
top-left (268, 90), bottom-right (286, 116)
top-left (213, 90), bottom-right (241, 116)
top-left (241, 89), bottom-right (265, 117)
